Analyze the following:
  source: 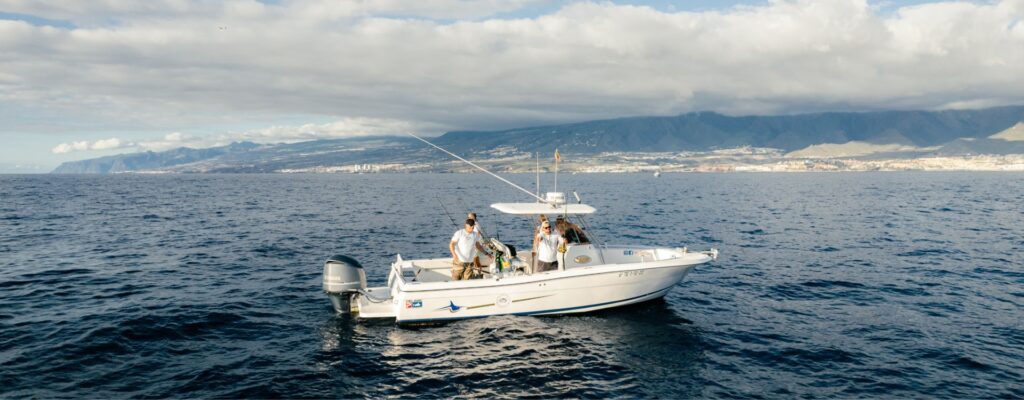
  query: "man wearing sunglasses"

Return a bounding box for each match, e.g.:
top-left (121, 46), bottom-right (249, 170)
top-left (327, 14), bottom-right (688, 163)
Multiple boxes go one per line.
top-left (533, 220), bottom-right (566, 273)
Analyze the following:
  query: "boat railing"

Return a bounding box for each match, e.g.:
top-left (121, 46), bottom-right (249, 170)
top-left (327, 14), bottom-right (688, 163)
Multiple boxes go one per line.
top-left (388, 254), bottom-right (405, 290)
top-left (593, 245), bottom-right (696, 265)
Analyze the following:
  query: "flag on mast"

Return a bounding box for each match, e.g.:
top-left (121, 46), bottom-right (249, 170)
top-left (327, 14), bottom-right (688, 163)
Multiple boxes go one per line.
top-left (555, 149), bottom-right (561, 163)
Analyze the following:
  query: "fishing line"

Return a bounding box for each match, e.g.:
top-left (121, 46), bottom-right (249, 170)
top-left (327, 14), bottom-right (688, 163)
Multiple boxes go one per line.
top-left (435, 195), bottom-right (459, 229)
top-left (407, 133), bottom-right (548, 203)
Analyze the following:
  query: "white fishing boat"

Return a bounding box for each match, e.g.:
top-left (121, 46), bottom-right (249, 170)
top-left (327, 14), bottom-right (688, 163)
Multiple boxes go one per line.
top-left (322, 136), bottom-right (718, 324)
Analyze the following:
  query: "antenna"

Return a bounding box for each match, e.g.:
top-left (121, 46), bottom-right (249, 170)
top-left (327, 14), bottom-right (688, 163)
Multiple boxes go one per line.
top-left (407, 133), bottom-right (548, 203)
top-left (535, 152), bottom-right (540, 201)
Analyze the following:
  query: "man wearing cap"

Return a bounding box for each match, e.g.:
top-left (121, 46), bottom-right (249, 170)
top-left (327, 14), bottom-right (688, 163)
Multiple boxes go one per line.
top-left (533, 220), bottom-right (566, 273)
top-left (467, 212), bottom-right (486, 272)
top-left (450, 218), bottom-right (488, 280)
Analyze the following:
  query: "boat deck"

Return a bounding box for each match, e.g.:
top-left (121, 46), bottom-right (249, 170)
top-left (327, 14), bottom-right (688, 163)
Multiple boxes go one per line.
top-left (400, 245), bottom-right (709, 284)
top-left (405, 255), bottom-right (530, 283)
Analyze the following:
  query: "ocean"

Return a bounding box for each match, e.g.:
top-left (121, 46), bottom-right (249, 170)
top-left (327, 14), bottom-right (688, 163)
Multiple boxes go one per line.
top-left (1, 172), bottom-right (1022, 398)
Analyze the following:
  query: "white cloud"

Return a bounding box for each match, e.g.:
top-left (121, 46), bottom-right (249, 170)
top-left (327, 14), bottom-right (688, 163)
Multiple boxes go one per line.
top-left (164, 132), bottom-right (188, 142)
top-left (133, 132), bottom-right (193, 151)
top-left (51, 141), bottom-right (89, 154)
top-left (89, 137), bottom-right (123, 150)
top-left (51, 137), bottom-right (129, 153)
top-left (54, 117), bottom-right (435, 153)
top-left (0, 0), bottom-right (547, 25)
top-left (227, 117), bottom-right (440, 142)
top-left (8, 0), bottom-right (1024, 145)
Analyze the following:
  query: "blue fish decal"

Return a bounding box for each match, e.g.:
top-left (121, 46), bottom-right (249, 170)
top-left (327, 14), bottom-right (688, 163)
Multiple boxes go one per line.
top-left (437, 300), bottom-right (462, 313)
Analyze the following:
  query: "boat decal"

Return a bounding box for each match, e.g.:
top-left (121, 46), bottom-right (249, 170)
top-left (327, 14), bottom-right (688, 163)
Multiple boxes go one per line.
top-left (405, 299), bottom-right (423, 308)
top-left (461, 293), bottom-right (553, 310)
top-left (437, 300), bottom-right (462, 313)
top-left (511, 294), bottom-right (553, 303)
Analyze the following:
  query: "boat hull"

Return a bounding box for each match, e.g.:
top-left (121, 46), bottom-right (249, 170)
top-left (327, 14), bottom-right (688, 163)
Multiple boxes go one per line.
top-left (386, 261), bottom-right (698, 324)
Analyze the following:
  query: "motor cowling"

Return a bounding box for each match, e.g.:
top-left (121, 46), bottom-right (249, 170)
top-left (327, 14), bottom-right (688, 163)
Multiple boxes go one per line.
top-left (323, 255), bottom-right (367, 314)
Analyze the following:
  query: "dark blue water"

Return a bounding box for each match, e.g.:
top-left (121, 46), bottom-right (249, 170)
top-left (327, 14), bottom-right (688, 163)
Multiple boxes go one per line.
top-left (1, 173), bottom-right (1022, 398)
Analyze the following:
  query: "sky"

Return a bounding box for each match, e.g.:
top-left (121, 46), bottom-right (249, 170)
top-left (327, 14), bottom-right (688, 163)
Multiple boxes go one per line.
top-left (1, 0), bottom-right (1023, 172)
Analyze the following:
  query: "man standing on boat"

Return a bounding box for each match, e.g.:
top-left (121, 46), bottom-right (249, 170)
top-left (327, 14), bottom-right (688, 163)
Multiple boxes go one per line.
top-left (468, 212), bottom-right (486, 273)
top-left (450, 218), bottom-right (488, 280)
top-left (533, 220), bottom-right (566, 272)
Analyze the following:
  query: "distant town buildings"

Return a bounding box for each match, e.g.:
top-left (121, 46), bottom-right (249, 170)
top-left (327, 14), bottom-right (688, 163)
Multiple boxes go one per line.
top-left (274, 149), bottom-right (1024, 173)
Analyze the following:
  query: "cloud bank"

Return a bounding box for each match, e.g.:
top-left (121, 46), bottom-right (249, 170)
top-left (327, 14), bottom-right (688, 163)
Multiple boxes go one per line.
top-left (5, 0), bottom-right (1024, 152)
top-left (51, 137), bottom-right (127, 154)
top-left (50, 117), bottom-right (437, 153)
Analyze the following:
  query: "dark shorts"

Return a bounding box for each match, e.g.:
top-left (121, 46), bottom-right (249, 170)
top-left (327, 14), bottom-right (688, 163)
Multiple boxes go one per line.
top-left (536, 260), bottom-right (558, 272)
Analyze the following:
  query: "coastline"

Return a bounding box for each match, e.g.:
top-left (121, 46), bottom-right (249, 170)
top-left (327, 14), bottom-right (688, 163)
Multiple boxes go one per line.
top-left (275, 154), bottom-right (1024, 174)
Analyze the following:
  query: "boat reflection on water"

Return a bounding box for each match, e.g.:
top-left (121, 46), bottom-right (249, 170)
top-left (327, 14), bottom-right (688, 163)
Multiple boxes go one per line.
top-left (315, 298), bottom-right (706, 398)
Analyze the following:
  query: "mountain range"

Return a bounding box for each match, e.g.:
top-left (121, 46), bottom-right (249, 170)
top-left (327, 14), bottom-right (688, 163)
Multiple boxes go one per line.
top-left (52, 105), bottom-right (1024, 173)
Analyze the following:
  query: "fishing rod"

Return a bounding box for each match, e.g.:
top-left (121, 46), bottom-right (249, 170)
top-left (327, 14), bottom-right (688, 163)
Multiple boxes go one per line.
top-left (435, 196), bottom-right (459, 229)
top-left (407, 133), bottom-right (549, 204)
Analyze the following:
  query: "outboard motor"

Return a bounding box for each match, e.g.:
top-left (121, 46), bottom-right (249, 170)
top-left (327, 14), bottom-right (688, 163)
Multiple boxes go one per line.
top-left (322, 255), bottom-right (367, 314)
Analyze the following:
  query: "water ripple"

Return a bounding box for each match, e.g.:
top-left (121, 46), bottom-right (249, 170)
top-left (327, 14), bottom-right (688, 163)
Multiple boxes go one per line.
top-left (1, 172), bottom-right (1023, 398)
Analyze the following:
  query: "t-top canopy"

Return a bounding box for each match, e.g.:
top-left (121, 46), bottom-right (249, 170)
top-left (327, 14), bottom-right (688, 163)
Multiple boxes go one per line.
top-left (490, 203), bottom-right (597, 215)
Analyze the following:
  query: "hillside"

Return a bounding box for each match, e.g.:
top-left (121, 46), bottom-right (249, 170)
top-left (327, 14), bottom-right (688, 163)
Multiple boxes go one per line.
top-left (51, 106), bottom-right (1024, 173)
top-left (435, 106), bottom-right (1024, 153)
